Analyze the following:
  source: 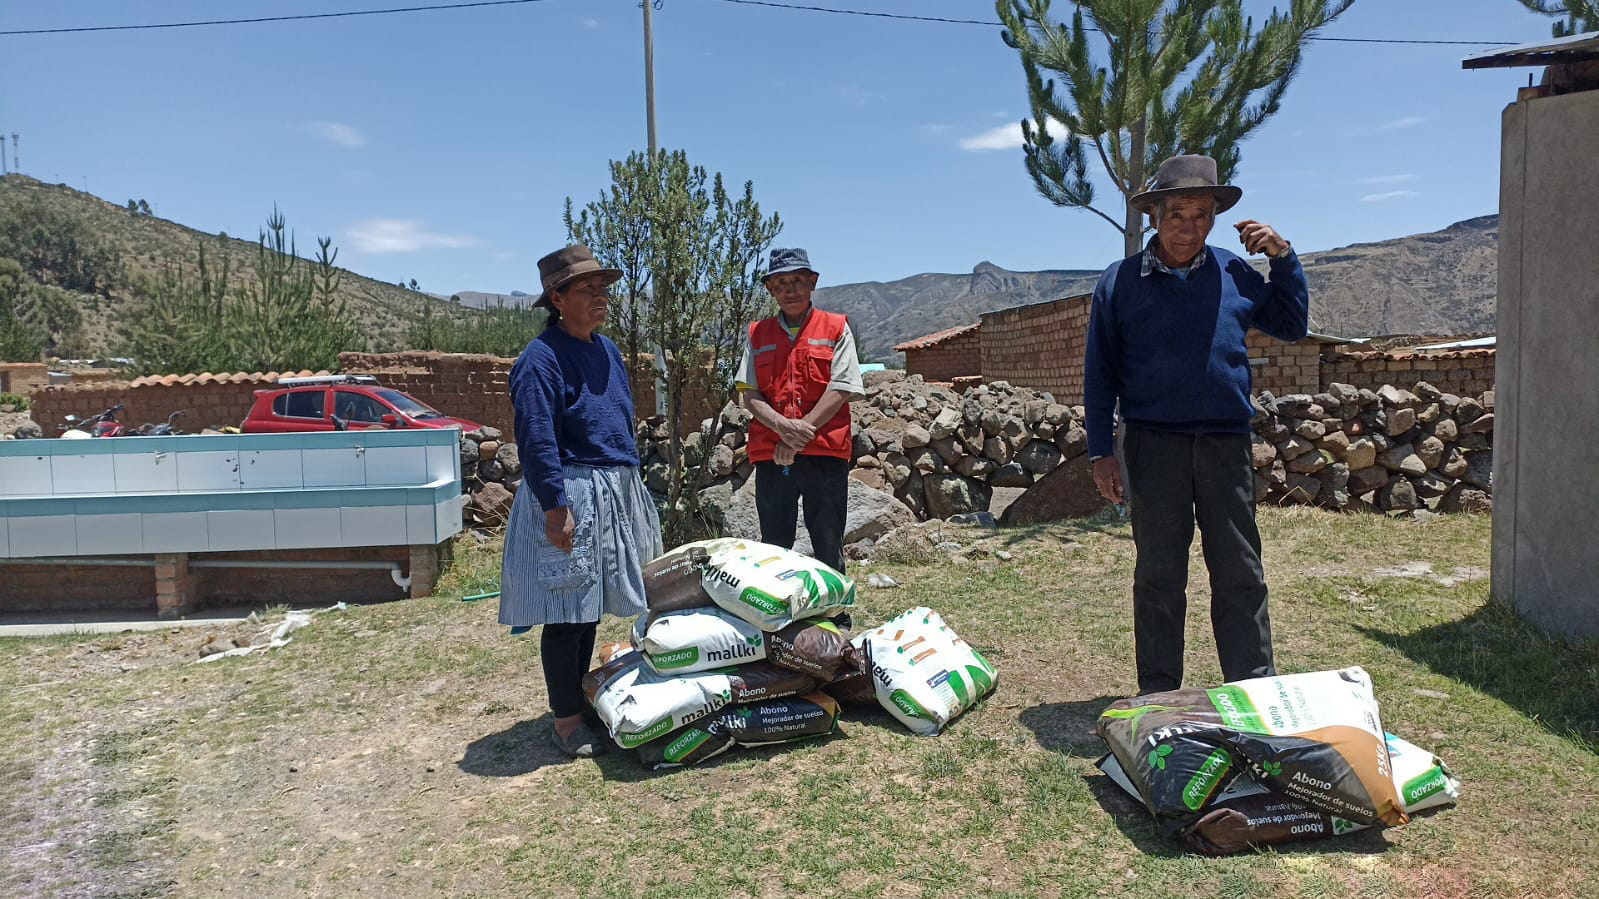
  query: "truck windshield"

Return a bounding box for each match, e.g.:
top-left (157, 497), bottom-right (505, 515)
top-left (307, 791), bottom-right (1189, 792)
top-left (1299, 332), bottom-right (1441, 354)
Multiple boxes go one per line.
top-left (375, 388), bottom-right (444, 419)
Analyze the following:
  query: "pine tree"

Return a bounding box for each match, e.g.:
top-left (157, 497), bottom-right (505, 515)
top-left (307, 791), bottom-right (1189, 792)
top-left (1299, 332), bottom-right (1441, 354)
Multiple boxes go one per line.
top-left (996, 0), bottom-right (1354, 257)
top-left (1516, 0), bottom-right (1598, 37)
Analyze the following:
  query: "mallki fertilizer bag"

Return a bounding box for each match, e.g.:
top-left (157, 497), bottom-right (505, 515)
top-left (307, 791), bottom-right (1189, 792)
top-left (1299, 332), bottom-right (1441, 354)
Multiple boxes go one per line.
top-left (856, 607), bottom-right (998, 736)
top-left (1099, 731), bottom-right (1459, 855)
top-left (634, 692), bottom-right (842, 770)
top-left (641, 607), bottom-right (767, 675)
top-left (722, 661), bottom-right (821, 703)
top-left (700, 540), bottom-right (855, 631)
top-left (596, 641), bottom-right (633, 666)
top-left (767, 618), bottom-right (853, 680)
top-left (821, 646), bottom-right (879, 708)
top-left (643, 540), bottom-right (738, 613)
top-left (1096, 667), bottom-right (1408, 830)
top-left (583, 651), bottom-right (734, 749)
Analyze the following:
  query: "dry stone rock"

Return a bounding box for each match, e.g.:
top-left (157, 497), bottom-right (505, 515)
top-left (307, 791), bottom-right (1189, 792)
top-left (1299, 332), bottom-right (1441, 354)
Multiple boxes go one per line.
top-left (1056, 425), bottom-right (1088, 460)
top-left (1439, 484), bottom-right (1492, 514)
top-left (924, 474), bottom-right (990, 520)
top-left (983, 436), bottom-right (1013, 466)
top-left (1293, 419), bottom-right (1326, 441)
top-left (902, 424), bottom-right (931, 449)
top-left (1413, 380), bottom-right (1442, 402)
top-left (1378, 385), bottom-right (1419, 408)
top-left (460, 437), bottom-right (480, 464)
top-left (1415, 402), bottom-right (1442, 425)
top-left (1349, 465), bottom-right (1390, 495)
top-left (929, 407), bottom-right (962, 440)
top-left (717, 477), bottom-right (914, 550)
top-left (1283, 473), bottom-right (1320, 505)
top-left (1278, 435), bottom-right (1315, 461)
top-left (1413, 472), bottom-right (1453, 498)
top-left (708, 443), bottom-right (736, 478)
top-left (1461, 413), bottom-right (1494, 435)
top-left (1378, 444), bottom-right (1427, 477)
top-left (955, 456), bottom-right (998, 479)
top-left (1439, 447), bottom-right (1469, 480)
top-left (988, 462), bottom-right (1033, 488)
top-left (1462, 450), bottom-right (1493, 489)
top-left (1429, 417), bottom-right (1459, 442)
top-left (1251, 434), bottom-right (1277, 469)
top-left (479, 459), bottom-right (504, 483)
top-left (932, 436), bottom-right (964, 466)
top-left (1456, 396), bottom-right (1485, 423)
top-left (850, 468), bottom-right (889, 491)
top-left (1016, 440), bottom-right (1063, 475)
top-left (1287, 449), bottom-right (1331, 474)
top-left (999, 457), bottom-right (1106, 525)
top-left (908, 446), bottom-right (945, 474)
top-left (1316, 429), bottom-right (1351, 458)
top-left (1416, 435), bottom-right (1445, 471)
top-left (1317, 462), bottom-right (1351, 509)
top-left (1044, 403), bottom-right (1072, 426)
top-left (881, 452), bottom-right (912, 489)
top-left (1380, 476), bottom-right (1421, 511)
top-left (1385, 406), bottom-right (1416, 437)
top-left (467, 482), bottom-right (514, 526)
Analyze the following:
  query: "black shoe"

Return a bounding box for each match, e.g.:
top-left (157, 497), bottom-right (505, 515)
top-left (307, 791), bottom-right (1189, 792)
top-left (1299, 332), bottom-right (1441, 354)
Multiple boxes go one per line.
top-left (551, 721), bottom-right (609, 758)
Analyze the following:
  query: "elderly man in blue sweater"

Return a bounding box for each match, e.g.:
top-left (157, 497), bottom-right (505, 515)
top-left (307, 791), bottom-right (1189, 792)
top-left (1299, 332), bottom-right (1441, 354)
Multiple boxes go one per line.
top-left (1084, 155), bottom-right (1308, 696)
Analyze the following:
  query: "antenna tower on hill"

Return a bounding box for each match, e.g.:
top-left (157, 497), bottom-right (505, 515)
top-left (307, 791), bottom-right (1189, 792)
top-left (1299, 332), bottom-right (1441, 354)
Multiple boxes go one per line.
top-left (9, 134), bottom-right (17, 172)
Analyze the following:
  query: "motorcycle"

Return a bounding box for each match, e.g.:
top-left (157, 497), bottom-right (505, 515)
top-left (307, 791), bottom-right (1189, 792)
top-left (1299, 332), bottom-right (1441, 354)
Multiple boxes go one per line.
top-left (57, 404), bottom-right (125, 439)
top-left (129, 409), bottom-right (188, 437)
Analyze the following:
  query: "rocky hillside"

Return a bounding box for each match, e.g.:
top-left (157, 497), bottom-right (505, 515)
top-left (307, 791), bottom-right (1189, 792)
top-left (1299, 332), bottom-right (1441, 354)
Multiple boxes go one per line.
top-left (819, 215), bottom-right (1500, 362)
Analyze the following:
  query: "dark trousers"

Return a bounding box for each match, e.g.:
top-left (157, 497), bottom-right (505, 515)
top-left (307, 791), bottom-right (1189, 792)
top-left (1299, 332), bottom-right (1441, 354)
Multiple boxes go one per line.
top-left (1124, 425), bottom-right (1275, 694)
top-left (541, 621), bottom-right (597, 718)
top-left (754, 455), bottom-right (850, 573)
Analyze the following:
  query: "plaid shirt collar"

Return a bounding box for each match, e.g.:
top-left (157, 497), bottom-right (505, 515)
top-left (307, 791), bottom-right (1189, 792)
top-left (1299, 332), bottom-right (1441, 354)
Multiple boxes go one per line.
top-left (1140, 238), bottom-right (1211, 278)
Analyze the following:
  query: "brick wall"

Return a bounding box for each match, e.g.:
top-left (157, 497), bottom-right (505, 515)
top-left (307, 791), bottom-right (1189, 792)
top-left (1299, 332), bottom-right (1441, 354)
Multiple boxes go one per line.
top-left (1320, 347), bottom-right (1497, 398)
top-left (0, 362), bottom-right (50, 397)
top-left (0, 546), bottom-right (416, 615)
top-left (904, 328), bottom-right (983, 382)
top-left (1247, 332), bottom-right (1323, 396)
top-left (30, 375), bottom-right (279, 434)
top-left (979, 294), bottom-right (1092, 403)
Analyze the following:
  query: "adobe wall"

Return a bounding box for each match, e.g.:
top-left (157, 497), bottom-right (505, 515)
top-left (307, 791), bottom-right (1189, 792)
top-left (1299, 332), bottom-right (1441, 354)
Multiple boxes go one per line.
top-left (904, 329), bottom-right (983, 383)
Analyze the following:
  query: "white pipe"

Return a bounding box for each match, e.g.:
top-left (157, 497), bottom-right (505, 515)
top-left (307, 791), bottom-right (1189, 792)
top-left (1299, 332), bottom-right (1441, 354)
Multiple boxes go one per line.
top-left (188, 559), bottom-right (411, 591)
top-left (0, 557), bottom-right (409, 590)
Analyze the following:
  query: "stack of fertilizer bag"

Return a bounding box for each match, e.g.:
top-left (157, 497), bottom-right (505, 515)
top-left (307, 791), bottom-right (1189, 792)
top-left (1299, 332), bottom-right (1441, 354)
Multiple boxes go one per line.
top-left (583, 540), bottom-right (1000, 769)
top-left (1095, 667), bottom-right (1460, 855)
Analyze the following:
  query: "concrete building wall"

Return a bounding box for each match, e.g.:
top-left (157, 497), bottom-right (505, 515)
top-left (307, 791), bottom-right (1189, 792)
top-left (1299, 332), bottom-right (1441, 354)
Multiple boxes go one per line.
top-left (1492, 88), bottom-right (1599, 639)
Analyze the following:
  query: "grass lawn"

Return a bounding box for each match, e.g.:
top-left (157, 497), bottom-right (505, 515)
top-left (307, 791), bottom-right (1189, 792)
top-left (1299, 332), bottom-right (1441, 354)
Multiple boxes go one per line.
top-left (2, 507), bottom-right (1596, 899)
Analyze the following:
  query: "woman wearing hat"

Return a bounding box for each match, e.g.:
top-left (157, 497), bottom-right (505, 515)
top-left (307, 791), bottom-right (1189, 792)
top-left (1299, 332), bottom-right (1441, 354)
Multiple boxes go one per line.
top-left (499, 244), bottom-right (663, 759)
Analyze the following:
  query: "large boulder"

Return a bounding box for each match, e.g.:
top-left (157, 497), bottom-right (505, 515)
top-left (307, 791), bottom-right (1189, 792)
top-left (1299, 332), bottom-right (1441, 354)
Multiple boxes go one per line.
top-left (465, 482), bottom-right (514, 526)
top-left (495, 442), bottom-right (521, 477)
top-left (1016, 439), bottom-right (1063, 475)
top-left (714, 477), bottom-right (915, 553)
top-left (999, 456), bottom-right (1109, 526)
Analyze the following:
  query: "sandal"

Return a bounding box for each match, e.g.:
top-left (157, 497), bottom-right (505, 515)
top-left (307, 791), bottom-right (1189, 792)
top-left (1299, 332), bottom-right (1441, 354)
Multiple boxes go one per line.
top-left (551, 720), bottom-right (609, 759)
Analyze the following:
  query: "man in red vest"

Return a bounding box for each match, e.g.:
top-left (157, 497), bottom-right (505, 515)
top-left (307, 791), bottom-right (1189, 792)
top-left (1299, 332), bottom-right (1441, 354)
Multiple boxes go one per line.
top-left (734, 248), bottom-right (864, 572)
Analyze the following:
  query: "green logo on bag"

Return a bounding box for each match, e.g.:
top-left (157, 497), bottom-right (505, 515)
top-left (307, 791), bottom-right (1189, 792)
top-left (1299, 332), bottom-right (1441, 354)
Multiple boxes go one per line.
top-left (1182, 750), bottom-right (1234, 811)
top-left (1402, 769), bottom-right (1449, 805)
top-left (1148, 743), bottom-right (1174, 771)
top-left (890, 690), bottom-right (929, 720)
top-left (1261, 760), bottom-right (1283, 777)
top-left (622, 716), bottom-right (675, 748)
top-left (1207, 686), bottom-right (1266, 733)
top-left (652, 647), bottom-right (700, 669)
top-left (738, 588), bottom-right (787, 616)
top-left (746, 634), bottom-right (763, 647)
top-left (665, 729), bottom-right (712, 761)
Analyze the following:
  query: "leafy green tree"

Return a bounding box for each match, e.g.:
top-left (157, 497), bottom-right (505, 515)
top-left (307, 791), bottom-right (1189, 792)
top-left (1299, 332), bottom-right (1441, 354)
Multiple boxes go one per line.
top-left (406, 297), bottom-right (548, 356)
top-left (1516, 0), bottom-right (1598, 36)
top-left (119, 239), bottom-right (234, 374)
top-left (996, 0), bottom-right (1354, 257)
top-left (566, 150), bottom-right (782, 532)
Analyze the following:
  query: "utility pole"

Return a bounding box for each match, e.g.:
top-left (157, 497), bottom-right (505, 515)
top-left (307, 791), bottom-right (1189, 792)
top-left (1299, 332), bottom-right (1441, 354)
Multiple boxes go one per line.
top-left (642, 0), bottom-right (658, 155)
top-left (9, 134), bottom-right (17, 173)
top-left (1, 134), bottom-right (7, 174)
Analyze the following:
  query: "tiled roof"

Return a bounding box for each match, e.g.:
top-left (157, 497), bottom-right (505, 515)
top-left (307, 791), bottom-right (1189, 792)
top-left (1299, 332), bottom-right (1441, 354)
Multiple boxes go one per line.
top-left (893, 323), bottom-right (980, 353)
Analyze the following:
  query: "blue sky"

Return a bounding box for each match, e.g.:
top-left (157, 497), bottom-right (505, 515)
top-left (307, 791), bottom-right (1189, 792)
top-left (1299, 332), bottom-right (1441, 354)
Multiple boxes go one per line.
top-left (0, 1), bottom-right (1554, 293)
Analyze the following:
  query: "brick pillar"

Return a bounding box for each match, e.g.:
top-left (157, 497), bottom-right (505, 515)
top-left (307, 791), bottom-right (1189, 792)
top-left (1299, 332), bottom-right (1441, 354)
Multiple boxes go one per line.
top-left (155, 552), bottom-right (194, 618)
top-left (408, 543), bottom-right (440, 598)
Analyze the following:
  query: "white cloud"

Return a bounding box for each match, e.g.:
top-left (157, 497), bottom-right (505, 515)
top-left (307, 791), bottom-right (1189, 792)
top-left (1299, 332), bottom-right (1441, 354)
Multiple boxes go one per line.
top-left (347, 220), bottom-right (477, 254)
top-left (308, 121), bottom-right (366, 149)
top-left (1360, 190), bottom-right (1422, 203)
top-left (840, 85), bottom-right (886, 106)
top-left (580, 17), bottom-right (599, 28)
top-left (1355, 173), bottom-right (1416, 185)
top-left (959, 119), bottom-right (1069, 152)
top-left (1367, 115), bottom-right (1431, 134)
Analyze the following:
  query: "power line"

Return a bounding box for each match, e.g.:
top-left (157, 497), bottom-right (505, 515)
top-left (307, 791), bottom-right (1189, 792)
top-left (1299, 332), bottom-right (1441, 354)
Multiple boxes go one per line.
top-left (711, 0), bottom-right (1515, 46)
top-left (0, 0), bottom-right (1517, 47)
top-left (0, 0), bottom-right (551, 36)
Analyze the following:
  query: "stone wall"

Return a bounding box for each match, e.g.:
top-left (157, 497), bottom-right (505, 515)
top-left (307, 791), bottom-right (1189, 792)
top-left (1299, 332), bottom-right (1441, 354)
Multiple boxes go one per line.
top-left (628, 372), bottom-right (1492, 525)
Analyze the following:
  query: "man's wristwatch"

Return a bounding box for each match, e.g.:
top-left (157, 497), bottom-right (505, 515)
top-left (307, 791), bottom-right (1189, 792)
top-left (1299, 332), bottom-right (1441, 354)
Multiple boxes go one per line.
top-left (1267, 242), bottom-right (1292, 259)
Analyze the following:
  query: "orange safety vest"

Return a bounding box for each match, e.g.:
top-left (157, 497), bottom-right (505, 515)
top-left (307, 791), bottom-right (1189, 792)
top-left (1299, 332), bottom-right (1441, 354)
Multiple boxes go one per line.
top-left (746, 308), bottom-right (853, 463)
